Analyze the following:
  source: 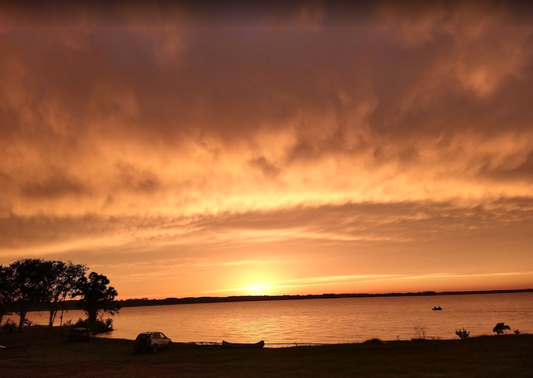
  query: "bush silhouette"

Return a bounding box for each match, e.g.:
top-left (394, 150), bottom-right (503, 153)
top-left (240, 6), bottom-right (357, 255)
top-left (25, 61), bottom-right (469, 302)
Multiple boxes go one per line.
top-left (493, 322), bottom-right (511, 335)
top-left (455, 328), bottom-right (470, 340)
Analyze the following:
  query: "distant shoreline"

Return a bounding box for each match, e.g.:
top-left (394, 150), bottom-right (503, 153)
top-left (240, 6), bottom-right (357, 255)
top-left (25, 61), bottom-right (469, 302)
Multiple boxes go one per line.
top-left (111, 288), bottom-right (533, 309)
top-left (25, 288), bottom-right (531, 312)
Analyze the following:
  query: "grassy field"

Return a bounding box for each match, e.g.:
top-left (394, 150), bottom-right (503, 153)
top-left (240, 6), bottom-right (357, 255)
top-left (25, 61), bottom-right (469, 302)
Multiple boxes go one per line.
top-left (1, 327), bottom-right (532, 378)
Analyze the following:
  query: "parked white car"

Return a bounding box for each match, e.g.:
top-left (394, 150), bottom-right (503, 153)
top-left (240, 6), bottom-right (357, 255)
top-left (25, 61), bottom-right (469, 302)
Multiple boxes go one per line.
top-left (133, 331), bottom-right (172, 353)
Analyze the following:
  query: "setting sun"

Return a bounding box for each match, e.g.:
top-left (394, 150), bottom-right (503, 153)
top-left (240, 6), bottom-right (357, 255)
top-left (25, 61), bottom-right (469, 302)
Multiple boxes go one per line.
top-left (240, 283), bottom-right (274, 296)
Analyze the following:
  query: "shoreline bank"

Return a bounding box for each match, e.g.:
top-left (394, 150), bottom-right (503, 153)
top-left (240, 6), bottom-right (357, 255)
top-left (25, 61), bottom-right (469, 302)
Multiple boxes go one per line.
top-left (1, 327), bottom-right (532, 378)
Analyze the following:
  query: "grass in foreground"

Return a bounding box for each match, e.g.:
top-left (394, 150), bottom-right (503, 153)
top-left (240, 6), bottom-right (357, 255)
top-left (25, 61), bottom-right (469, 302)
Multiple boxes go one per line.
top-left (1, 327), bottom-right (532, 378)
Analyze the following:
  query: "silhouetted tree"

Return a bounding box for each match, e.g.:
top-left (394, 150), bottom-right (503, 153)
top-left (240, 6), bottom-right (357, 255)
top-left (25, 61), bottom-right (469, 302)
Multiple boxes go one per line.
top-left (0, 264), bottom-right (14, 325)
top-left (10, 259), bottom-right (54, 331)
top-left (43, 260), bottom-right (87, 327)
top-left (493, 322), bottom-right (511, 335)
top-left (74, 272), bottom-right (119, 330)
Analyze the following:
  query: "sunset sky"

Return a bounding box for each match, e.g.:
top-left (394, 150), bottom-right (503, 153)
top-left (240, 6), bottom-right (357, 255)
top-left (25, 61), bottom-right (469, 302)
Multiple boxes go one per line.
top-left (1, 1), bottom-right (533, 299)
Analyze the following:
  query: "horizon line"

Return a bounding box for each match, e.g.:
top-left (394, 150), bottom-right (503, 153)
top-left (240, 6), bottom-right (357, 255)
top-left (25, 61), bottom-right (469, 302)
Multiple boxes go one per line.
top-left (115, 287), bottom-right (533, 302)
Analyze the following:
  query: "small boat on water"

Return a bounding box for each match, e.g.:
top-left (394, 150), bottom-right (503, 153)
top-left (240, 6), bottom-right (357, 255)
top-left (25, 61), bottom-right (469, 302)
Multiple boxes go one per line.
top-left (221, 340), bottom-right (265, 349)
top-left (432, 306), bottom-right (442, 311)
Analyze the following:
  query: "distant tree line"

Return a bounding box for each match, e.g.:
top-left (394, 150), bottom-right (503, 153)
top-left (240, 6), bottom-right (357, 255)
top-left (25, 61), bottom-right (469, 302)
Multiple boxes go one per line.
top-left (0, 258), bottom-right (119, 332)
top-left (113, 288), bottom-right (533, 309)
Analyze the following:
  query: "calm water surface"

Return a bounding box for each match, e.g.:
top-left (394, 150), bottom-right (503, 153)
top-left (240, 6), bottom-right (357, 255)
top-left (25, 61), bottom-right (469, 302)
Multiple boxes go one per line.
top-left (21, 292), bottom-right (532, 345)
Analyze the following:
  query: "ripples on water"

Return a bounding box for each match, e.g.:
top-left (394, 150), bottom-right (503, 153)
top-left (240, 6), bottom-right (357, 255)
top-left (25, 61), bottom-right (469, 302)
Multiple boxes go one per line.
top-left (20, 292), bottom-right (532, 345)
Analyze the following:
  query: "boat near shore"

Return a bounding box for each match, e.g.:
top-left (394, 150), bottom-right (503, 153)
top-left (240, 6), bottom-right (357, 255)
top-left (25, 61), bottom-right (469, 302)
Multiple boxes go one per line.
top-left (222, 340), bottom-right (265, 349)
top-left (432, 306), bottom-right (442, 310)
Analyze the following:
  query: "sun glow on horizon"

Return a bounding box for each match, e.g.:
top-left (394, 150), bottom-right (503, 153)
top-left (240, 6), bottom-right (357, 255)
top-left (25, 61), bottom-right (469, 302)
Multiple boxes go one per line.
top-left (240, 283), bottom-right (275, 296)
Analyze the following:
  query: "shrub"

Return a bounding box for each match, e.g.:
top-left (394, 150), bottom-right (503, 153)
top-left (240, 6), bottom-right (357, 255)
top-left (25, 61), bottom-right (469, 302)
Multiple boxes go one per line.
top-left (514, 329), bottom-right (521, 335)
top-left (71, 317), bottom-right (114, 334)
top-left (455, 328), bottom-right (470, 340)
top-left (1, 319), bottom-right (16, 332)
top-left (413, 326), bottom-right (427, 340)
top-left (493, 323), bottom-right (511, 335)
top-left (363, 338), bottom-right (383, 344)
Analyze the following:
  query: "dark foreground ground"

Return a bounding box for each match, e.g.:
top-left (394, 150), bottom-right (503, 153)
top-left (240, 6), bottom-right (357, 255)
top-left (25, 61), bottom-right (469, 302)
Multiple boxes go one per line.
top-left (1, 327), bottom-right (532, 378)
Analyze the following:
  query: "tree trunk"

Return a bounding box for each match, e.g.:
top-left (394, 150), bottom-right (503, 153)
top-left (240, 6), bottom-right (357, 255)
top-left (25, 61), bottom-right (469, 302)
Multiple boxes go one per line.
top-left (59, 305), bottom-right (65, 337)
top-left (48, 309), bottom-right (56, 327)
top-left (88, 310), bottom-right (97, 330)
top-left (18, 311), bottom-right (27, 332)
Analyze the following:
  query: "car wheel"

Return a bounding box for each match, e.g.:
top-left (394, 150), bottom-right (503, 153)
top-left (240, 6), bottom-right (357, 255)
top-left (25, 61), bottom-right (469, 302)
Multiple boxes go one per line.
top-left (152, 344), bottom-right (158, 353)
top-left (167, 342), bottom-right (172, 349)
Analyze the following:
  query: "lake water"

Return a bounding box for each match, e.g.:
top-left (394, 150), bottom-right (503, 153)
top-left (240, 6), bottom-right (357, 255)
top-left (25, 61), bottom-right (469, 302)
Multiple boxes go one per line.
top-left (16, 292), bottom-right (533, 346)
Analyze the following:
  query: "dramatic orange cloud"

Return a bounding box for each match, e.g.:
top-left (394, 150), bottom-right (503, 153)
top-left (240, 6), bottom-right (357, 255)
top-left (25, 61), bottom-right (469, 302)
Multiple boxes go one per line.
top-left (1, 1), bottom-right (532, 298)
